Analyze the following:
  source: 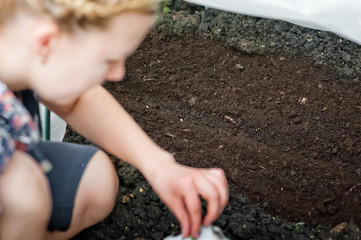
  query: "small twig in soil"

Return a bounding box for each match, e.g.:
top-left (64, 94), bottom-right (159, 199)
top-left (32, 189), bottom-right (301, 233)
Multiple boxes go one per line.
top-left (143, 76), bottom-right (155, 81)
top-left (224, 115), bottom-right (236, 123)
top-left (333, 222), bottom-right (347, 232)
top-left (356, 106), bottom-right (361, 109)
top-left (165, 133), bottom-right (176, 139)
top-left (349, 183), bottom-right (361, 192)
top-left (259, 165), bottom-right (267, 170)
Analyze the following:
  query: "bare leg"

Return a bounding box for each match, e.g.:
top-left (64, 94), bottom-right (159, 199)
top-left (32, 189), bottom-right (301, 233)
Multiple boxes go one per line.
top-left (0, 151), bottom-right (52, 240)
top-left (46, 150), bottom-right (119, 240)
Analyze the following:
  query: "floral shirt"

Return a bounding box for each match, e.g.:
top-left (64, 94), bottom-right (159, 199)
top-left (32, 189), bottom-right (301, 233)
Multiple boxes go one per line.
top-left (0, 81), bottom-right (41, 173)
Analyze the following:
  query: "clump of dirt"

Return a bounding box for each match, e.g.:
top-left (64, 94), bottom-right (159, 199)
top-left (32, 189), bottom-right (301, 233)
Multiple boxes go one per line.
top-left (70, 5), bottom-right (361, 240)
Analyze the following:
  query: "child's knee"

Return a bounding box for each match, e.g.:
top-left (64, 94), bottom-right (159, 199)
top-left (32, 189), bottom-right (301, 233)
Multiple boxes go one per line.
top-left (91, 151), bottom-right (118, 208)
top-left (80, 150), bottom-right (119, 219)
top-left (1, 151), bottom-right (52, 223)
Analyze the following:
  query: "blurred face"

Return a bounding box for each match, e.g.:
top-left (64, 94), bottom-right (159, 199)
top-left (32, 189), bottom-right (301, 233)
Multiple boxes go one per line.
top-left (0, 11), bottom-right (155, 104)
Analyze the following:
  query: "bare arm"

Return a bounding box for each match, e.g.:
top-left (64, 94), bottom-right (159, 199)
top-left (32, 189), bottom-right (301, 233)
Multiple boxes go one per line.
top-left (44, 85), bottom-right (171, 173)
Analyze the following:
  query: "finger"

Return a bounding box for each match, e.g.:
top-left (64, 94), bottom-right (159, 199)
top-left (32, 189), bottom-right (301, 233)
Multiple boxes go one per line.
top-left (193, 172), bottom-right (221, 226)
top-left (207, 168), bottom-right (229, 208)
top-left (168, 198), bottom-right (191, 238)
top-left (182, 180), bottom-right (202, 238)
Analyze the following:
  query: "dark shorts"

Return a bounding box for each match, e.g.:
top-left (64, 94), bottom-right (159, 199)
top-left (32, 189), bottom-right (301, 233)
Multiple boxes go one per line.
top-left (36, 141), bottom-right (98, 232)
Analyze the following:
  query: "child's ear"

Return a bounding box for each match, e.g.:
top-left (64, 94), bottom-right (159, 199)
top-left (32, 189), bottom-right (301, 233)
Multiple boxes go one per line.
top-left (31, 19), bottom-right (60, 64)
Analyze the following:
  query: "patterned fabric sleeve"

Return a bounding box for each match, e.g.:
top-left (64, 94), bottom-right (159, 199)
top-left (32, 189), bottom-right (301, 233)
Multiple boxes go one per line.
top-left (0, 82), bottom-right (41, 174)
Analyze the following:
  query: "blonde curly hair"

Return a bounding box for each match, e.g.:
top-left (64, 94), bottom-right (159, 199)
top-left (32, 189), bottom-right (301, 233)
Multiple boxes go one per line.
top-left (0, 0), bottom-right (158, 30)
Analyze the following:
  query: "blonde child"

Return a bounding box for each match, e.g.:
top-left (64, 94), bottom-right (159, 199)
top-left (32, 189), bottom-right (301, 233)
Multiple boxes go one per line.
top-left (0, 0), bottom-right (228, 239)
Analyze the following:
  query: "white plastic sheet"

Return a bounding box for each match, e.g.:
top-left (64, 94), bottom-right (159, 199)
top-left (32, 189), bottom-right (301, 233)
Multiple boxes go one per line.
top-left (185, 0), bottom-right (361, 45)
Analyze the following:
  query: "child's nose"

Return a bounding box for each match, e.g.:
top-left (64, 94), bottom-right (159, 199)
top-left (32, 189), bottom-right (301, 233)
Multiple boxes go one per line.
top-left (105, 62), bottom-right (125, 81)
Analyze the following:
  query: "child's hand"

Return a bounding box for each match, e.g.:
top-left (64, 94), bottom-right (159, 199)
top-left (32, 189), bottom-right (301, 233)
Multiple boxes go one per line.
top-left (144, 159), bottom-right (228, 239)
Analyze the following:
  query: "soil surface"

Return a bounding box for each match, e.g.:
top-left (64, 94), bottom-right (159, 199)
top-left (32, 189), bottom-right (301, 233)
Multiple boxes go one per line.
top-left (71, 5), bottom-right (361, 240)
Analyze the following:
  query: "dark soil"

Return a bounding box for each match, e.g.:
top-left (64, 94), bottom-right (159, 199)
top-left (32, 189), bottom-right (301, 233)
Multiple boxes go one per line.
top-left (71, 5), bottom-right (361, 240)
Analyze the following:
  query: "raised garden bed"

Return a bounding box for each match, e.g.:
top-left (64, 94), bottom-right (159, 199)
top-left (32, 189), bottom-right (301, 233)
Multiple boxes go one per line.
top-left (71, 4), bottom-right (361, 240)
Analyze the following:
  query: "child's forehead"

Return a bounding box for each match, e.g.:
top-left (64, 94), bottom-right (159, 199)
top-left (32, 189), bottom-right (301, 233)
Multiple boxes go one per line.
top-left (67, 13), bottom-right (154, 58)
top-left (103, 12), bottom-right (155, 36)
